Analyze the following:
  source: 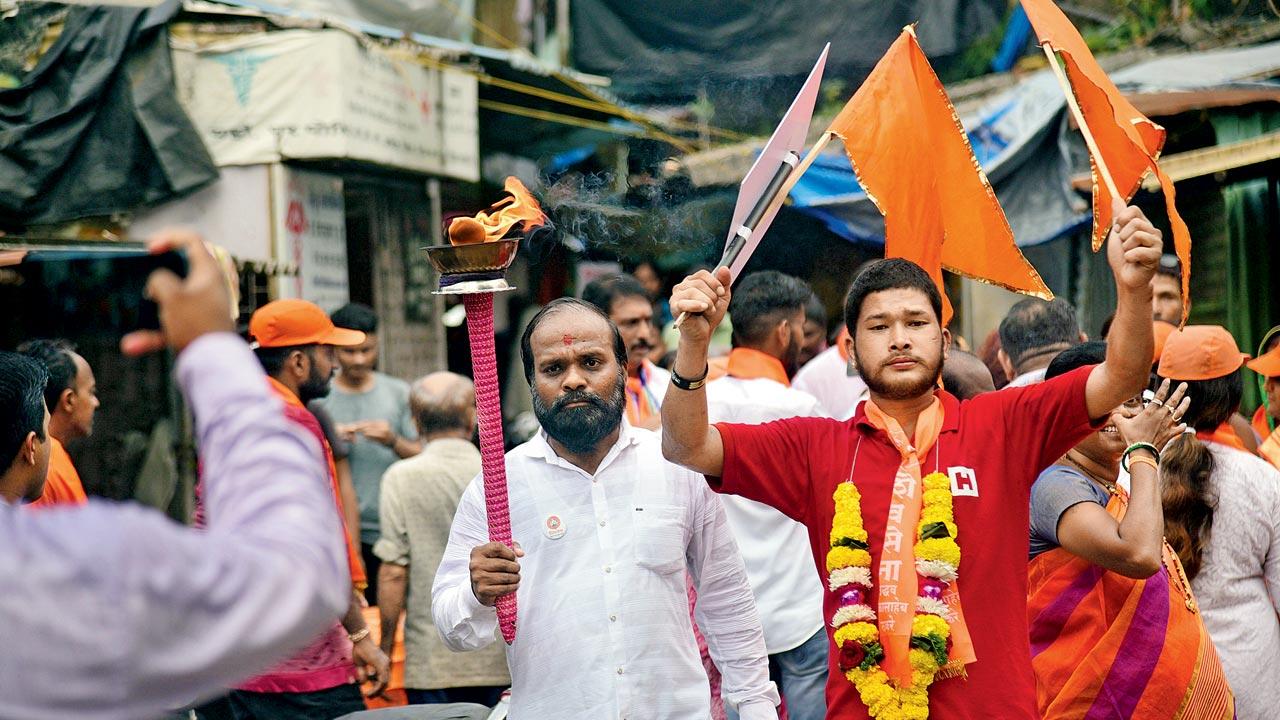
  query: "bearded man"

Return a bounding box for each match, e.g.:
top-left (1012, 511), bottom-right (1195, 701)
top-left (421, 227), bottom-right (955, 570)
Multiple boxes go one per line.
top-left (661, 203), bottom-right (1164, 720)
top-left (432, 297), bottom-right (779, 719)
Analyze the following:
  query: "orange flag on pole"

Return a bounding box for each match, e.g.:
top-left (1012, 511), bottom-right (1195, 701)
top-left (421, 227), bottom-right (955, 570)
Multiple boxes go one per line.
top-left (827, 26), bottom-right (1051, 326)
top-left (1022, 0), bottom-right (1191, 324)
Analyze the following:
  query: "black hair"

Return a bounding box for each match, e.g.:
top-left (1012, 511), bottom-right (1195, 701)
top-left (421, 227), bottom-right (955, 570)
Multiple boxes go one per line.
top-left (0, 351), bottom-right (48, 470)
top-left (1044, 340), bottom-right (1107, 380)
top-left (728, 271), bottom-right (812, 347)
top-left (17, 339), bottom-right (78, 412)
top-left (254, 344), bottom-right (317, 377)
top-left (330, 302), bottom-right (378, 334)
top-left (804, 291), bottom-right (827, 328)
top-left (1155, 368), bottom-right (1242, 581)
top-left (1155, 254), bottom-right (1181, 282)
top-left (998, 297), bottom-right (1081, 370)
top-left (581, 274), bottom-right (650, 317)
top-left (521, 298), bottom-right (628, 383)
top-left (843, 259), bottom-right (943, 336)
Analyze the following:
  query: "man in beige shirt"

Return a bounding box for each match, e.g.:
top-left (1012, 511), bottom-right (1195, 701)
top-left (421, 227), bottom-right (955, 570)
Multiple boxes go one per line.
top-left (374, 373), bottom-right (509, 705)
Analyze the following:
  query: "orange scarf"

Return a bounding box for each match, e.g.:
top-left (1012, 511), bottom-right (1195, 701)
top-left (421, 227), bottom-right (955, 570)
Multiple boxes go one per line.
top-left (862, 398), bottom-right (975, 683)
top-left (268, 377), bottom-right (367, 589)
top-left (1197, 422), bottom-right (1248, 453)
top-left (625, 361), bottom-right (663, 427)
top-left (725, 347), bottom-right (790, 386)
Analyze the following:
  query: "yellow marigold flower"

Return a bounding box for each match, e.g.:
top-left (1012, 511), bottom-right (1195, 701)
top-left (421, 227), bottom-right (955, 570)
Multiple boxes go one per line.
top-left (827, 545), bottom-right (872, 572)
top-left (909, 648), bottom-right (939, 674)
top-left (922, 472), bottom-right (950, 491)
top-left (830, 517), bottom-right (868, 546)
top-left (919, 506), bottom-right (952, 526)
top-left (911, 613), bottom-right (951, 639)
top-left (834, 621), bottom-right (878, 647)
top-left (921, 488), bottom-right (953, 512)
top-left (914, 537), bottom-right (961, 566)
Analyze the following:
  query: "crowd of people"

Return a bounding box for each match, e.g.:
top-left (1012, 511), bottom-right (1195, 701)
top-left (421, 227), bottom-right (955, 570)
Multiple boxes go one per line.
top-left (2, 203), bottom-right (1279, 720)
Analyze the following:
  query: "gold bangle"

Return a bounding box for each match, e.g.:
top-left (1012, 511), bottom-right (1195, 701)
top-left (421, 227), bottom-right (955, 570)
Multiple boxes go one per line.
top-left (348, 627), bottom-right (372, 644)
top-left (1128, 455), bottom-right (1159, 473)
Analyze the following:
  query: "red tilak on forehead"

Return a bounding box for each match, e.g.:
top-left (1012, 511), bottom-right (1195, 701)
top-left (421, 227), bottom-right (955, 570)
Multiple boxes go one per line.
top-left (562, 334), bottom-right (575, 346)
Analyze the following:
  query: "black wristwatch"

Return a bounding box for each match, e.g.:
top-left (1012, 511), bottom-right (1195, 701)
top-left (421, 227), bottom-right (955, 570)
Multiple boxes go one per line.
top-left (670, 365), bottom-right (710, 391)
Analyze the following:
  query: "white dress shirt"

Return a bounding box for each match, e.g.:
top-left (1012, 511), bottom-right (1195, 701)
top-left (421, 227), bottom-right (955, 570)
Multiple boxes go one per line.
top-left (1006, 367), bottom-right (1048, 387)
top-left (791, 344), bottom-right (869, 421)
top-left (705, 374), bottom-right (827, 654)
top-left (433, 421), bottom-right (779, 719)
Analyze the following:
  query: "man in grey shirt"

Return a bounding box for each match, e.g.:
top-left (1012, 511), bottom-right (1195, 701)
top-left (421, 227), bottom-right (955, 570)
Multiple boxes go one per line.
top-left (375, 372), bottom-right (509, 706)
top-left (317, 303), bottom-right (420, 603)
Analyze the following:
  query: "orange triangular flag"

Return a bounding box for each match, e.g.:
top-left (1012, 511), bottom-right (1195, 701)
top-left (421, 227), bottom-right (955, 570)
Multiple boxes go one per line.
top-left (827, 27), bottom-right (1051, 327)
top-left (1022, 0), bottom-right (1191, 325)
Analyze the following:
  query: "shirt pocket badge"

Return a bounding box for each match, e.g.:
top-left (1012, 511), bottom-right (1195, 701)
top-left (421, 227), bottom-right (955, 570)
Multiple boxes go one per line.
top-left (632, 504), bottom-right (686, 575)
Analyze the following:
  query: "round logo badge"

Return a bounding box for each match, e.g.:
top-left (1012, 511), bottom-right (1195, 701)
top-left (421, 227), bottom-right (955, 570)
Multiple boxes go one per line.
top-left (544, 514), bottom-right (566, 540)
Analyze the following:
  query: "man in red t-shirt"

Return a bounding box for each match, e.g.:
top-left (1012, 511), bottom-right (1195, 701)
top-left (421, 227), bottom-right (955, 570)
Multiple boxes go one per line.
top-left (660, 203), bottom-right (1164, 720)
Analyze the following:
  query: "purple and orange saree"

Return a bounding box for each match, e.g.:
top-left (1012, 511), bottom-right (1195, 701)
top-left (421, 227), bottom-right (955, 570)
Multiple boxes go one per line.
top-left (1028, 491), bottom-right (1234, 719)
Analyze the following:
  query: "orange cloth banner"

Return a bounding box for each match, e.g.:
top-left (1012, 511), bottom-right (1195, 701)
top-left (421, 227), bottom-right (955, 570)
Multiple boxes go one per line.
top-left (1022, 0), bottom-right (1192, 325)
top-left (826, 26), bottom-right (1051, 327)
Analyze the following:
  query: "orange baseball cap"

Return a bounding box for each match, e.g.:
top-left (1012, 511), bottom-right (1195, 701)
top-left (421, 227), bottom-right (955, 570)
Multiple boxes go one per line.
top-left (1247, 344), bottom-right (1280, 378)
top-left (1152, 320), bottom-right (1176, 364)
top-left (249, 299), bottom-right (366, 348)
top-left (1157, 325), bottom-right (1249, 381)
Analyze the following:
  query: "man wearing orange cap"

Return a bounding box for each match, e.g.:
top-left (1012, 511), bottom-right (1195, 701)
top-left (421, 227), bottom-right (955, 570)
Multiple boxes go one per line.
top-left (222, 299), bottom-right (389, 720)
top-left (1249, 327), bottom-right (1280, 445)
top-left (1246, 334), bottom-right (1280, 469)
top-left (1158, 325), bottom-right (1258, 454)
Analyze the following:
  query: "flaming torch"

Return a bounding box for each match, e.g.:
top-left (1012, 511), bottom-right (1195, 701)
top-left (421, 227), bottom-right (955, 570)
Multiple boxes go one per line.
top-left (426, 177), bottom-right (546, 644)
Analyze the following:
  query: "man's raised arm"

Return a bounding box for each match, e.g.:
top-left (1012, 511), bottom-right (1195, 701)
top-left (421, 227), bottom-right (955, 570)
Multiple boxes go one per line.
top-left (661, 268), bottom-right (734, 477)
top-left (1085, 201), bottom-right (1165, 418)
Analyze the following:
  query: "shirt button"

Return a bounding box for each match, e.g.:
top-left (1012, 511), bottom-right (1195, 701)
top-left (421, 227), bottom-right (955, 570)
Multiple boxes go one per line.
top-left (599, 519), bottom-right (607, 527)
top-left (604, 565), bottom-right (612, 574)
top-left (609, 614), bottom-right (617, 622)
top-left (616, 667), bottom-right (624, 675)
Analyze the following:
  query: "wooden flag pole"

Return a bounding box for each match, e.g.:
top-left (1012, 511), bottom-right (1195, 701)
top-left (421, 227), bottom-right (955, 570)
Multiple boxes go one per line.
top-left (673, 131), bottom-right (835, 328)
top-left (1042, 43), bottom-right (1122, 200)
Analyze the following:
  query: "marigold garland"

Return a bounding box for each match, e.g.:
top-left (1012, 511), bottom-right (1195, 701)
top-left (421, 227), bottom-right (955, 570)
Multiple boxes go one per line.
top-left (827, 472), bottom-right (961, 720)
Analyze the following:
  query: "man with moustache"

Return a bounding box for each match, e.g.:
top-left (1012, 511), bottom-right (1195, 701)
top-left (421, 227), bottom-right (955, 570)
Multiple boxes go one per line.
top-left (227, 299), bottom-right (389, 719)
top-left (661, 202), bottom-right (1165, 720)
top-left (583, 274), bottom-right (670, 429)
top-left (432, 297), bottom-right (779, 719)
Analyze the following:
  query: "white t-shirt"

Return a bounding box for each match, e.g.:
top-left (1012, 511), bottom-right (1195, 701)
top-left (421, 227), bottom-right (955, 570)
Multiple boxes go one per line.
top-left (706, 374), bottom-right (827, 653)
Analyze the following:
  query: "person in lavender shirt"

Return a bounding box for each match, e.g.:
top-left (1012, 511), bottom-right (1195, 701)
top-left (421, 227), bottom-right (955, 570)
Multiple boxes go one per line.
top-left (0, 230), bottom-right (350, 720)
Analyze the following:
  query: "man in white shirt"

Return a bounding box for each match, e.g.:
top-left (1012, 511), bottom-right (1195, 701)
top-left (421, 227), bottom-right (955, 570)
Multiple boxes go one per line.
top-left (583, 274), bottom-right (671, 429)
top-left (705, 271), bottom-right (828, 720)
top-left (997, 297), bottom-right (1085, 388)
top-left (433, 297), bottom-right (779, 719)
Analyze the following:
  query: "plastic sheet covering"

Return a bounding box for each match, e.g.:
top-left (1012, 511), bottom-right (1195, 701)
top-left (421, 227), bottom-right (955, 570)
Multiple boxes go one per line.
top-left (0, 0), bottom-right (216, 227)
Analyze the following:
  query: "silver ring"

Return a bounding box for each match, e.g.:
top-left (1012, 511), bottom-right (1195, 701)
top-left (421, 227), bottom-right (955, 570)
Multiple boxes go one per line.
top-left (1148, 399), bottom-right (1164, 408)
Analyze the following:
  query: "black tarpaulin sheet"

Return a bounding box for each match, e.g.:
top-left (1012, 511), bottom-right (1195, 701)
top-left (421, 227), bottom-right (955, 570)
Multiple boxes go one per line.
top-left (0, 0), bottom-right (217, 228)
top-left (571, 0), bottom-right (1005, 94)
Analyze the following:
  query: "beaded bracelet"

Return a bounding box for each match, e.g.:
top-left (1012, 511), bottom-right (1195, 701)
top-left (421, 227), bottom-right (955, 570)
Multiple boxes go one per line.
top-left (1121, 441), bottom-right (1160, 473)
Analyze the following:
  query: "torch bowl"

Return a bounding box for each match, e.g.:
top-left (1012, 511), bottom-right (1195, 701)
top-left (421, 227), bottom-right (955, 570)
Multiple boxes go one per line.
top-left (424, 239), bottom-right (520, 275)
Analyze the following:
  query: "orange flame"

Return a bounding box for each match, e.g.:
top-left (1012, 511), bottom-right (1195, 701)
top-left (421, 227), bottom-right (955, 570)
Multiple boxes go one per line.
top-left (448, 177), bottom-right (546, 246)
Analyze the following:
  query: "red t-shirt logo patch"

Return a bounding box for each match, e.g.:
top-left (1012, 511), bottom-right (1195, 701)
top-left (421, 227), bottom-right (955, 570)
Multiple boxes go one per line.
top-left (947, 466), bottom-right (979, 497)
